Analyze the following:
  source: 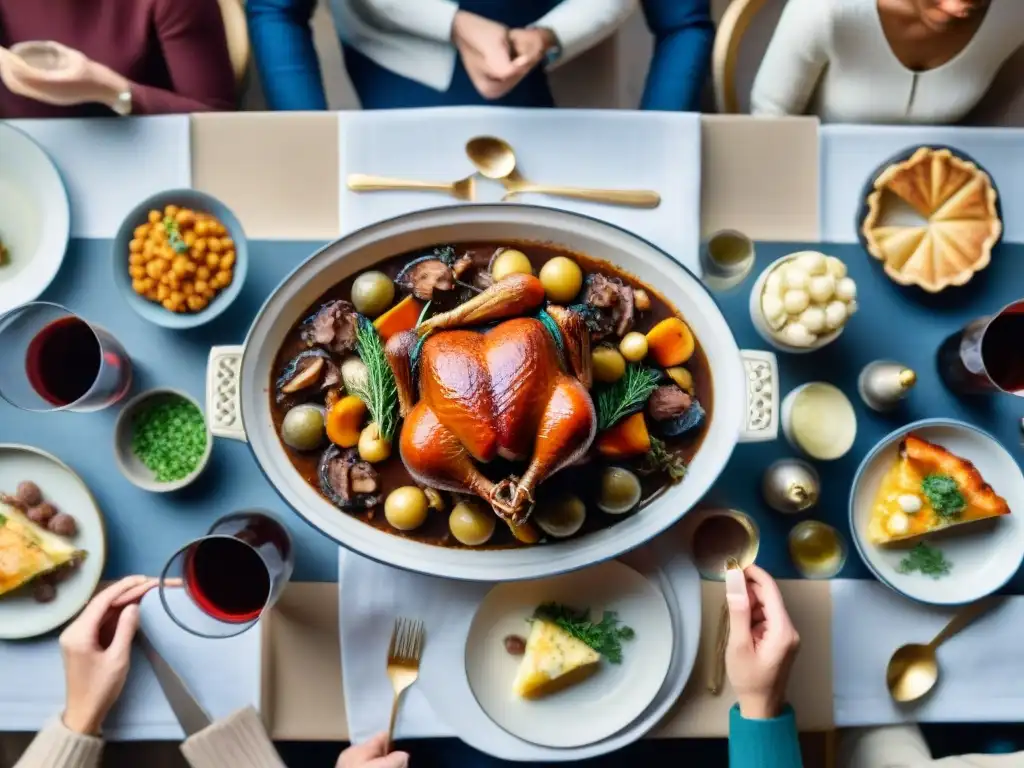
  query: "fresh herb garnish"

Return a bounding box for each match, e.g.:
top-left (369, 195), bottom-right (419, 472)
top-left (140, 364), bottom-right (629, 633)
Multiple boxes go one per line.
top-left (532, 603), bottom-right (636, 664)
top-left (640, 436), bottom-right (688, 482)
top-left (595, 364), bottom-right (660, 431)
top-left (897, 543), bottom-right (953, 579)
top-left (350, 315), bottom-right (399, 442)
top-left (921, 474), bottom-right (965, 519)
top-left (162, 216), bottom-right (190, 255)
top-left (0, 512), bottom-right (6, 525)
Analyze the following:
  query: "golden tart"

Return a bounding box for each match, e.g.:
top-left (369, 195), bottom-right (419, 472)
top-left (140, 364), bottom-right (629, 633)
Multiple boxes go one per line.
top-left (862, 147), bottom-right (1002, 292)
top-left (868, 434), bottom-right (1010, 546)
top-left (0, 503), bottom-right (83, 598)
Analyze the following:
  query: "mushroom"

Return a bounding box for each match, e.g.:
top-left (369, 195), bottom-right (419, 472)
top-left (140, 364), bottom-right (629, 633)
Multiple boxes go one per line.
top-left (301, 300), bottom-right (359, 355)
top-left (275, 349), bottom-right (335, 403)
top-left (318, 445), bottom-right (381, 511)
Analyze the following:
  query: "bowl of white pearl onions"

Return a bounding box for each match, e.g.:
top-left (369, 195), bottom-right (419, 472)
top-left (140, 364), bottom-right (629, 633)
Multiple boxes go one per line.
top-left (748, 251), bottom-right (858, 353)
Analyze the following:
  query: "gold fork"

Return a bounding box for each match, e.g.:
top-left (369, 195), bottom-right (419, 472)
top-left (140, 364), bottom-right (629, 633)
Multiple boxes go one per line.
top-left (385, 617), bottom-right (425, 753)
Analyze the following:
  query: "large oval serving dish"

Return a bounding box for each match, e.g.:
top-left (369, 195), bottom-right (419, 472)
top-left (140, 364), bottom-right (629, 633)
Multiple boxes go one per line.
top-left (206, 205), bottom-right (777, 581)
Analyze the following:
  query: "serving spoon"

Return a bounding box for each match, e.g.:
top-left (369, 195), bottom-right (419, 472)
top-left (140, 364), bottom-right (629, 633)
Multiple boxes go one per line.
top-left (347, 173), bottom-right (476, 202)
top-left (886, 597), bottom-right (1000, 703)
top-left (465, 136), bottom-right (661, 208)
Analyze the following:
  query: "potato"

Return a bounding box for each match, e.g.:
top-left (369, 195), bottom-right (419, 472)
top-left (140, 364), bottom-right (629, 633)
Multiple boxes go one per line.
top-left (491, 249), bottom-right (533, 281)
top-left (385, 487), bottom-right (429, 531)
top-left (538, 256), bottom-right (583, 303)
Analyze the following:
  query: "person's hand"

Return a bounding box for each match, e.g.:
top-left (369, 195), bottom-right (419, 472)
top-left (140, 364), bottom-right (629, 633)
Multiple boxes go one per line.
top-left (60, 576), bottom-right (158, 735)
top-left (724, 564), bottom-right (800, 720)
top-left (451, 11), bottom-right (520, 100)
top-left (336, 732), bottom-right (410, 768)
top-left (0, 42), bottom-right (128, 109)
top-left (508, 28), bottom-right (557, 72)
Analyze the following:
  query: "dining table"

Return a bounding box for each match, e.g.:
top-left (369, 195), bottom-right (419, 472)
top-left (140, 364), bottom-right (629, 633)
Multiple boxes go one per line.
top-left (0, 108), bottom-right (1021, 753)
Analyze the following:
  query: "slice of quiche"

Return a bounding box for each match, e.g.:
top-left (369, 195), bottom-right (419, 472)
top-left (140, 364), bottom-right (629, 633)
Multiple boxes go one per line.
top-left (512, 619), bottom-right (601, 699)
top-left (868, 434), bottom-right (1010, 546)
top-left (0, 503), bottom-right (83, 598)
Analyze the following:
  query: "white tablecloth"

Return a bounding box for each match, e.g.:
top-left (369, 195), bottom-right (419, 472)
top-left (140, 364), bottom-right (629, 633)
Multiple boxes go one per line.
top-left (831, 580), bottom-right (1024, 727)
top-left (337, 107), bottom-right (702, 273)
top-left (0, 592), bottom-right (261, 740)
top-left (820, 124), bottom-right (1024, 243)
top-left (5, 116), bottom-right (192, 239)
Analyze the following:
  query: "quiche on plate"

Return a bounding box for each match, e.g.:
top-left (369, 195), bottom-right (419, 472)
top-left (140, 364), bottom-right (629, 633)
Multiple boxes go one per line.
top-left (0, 502), bottom-right (83, 598)
top-left (869, 434), bottom-right (1011, 545)
top-left (512, 618), bottom-right (601, 699)
top-left (861, 147), bottom-right (1002, 292)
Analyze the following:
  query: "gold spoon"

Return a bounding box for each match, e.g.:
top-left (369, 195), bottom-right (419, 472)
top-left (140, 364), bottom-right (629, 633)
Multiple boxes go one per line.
top-left (465, 136), bottom-right (661, 208)
top-left (347, 173), bottom-right (476, 202)
top-left (886, 597), bottom-right (1000, 703)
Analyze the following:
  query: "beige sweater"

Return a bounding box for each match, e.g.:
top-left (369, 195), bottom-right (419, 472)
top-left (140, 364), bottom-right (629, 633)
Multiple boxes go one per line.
top-left (13, 707), bottom-right (285, 768)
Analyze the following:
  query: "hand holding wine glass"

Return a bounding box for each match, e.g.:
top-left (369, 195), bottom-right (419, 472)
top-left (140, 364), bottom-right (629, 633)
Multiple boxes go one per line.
top-left (60, 576), bottom-right (159, 735)
top-left (723, 564), bottom-right (800, 719)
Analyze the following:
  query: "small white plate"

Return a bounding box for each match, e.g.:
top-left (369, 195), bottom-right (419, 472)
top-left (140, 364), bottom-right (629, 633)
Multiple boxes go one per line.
top-left (0, 123), bottom-right (70, 314)
top-left (849, 419), bottom-right (1024, 606)
top-left (464, 560), bottom-right (673, 748)
top-left (0, 444), bottom-right (106, 639)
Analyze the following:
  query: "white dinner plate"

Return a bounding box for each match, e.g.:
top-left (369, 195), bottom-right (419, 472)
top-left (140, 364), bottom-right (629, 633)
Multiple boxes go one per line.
top-left (849, 419), bottom-right (1024, 606)
top-left (0, 123), bottom-right (70, 314)
top-left (0, 444), bottom-right (106, 639)
top-left (464, 560), bottom-right (673, 748)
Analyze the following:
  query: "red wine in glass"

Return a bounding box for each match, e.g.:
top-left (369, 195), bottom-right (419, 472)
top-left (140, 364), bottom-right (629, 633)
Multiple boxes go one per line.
top-left (185, 538), bottom-right (271, 623)
top-left (161, 511), bottom-right (294, 638)
top-left (26, 316), bottom-right (101, 406)
top-left (0, 302), bottom-right (132, 412)
top-left (938, 300), bottom-right (1024, 396)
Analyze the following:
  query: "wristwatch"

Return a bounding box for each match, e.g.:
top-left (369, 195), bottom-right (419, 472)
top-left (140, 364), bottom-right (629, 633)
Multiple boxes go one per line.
top-left (530, 26), bottom-right (562, 65)
top-left (110, 89), bottom-right (132, 116)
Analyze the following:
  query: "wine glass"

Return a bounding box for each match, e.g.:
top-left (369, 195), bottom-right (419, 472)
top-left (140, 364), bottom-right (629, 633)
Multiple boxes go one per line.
top-left (159, 511), bottom-right (294, 639)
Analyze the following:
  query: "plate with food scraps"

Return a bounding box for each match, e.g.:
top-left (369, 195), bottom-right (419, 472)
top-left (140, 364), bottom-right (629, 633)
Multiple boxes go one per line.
top-left (464, 559), bottom-right (672, 748)
top-left (0, 444), bottom-right (106, 639)
top-left (849, 419), bottom-right (1024, 606)
top-left (0, 123), bottom-right (70, 314)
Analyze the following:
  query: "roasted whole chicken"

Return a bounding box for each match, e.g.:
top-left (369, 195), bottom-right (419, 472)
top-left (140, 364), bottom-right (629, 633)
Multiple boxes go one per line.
top-left (385, 274), bottom-right (597, 541)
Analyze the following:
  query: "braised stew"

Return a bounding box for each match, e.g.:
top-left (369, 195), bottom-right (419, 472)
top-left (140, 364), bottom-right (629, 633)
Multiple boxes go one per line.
top-left (269, 242), bottom-right (712, 549)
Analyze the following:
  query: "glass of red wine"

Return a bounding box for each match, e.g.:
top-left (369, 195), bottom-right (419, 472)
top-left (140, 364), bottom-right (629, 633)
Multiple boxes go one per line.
top-left (159, 511), bottom-right (294, 639)
top-left (938, 299), bottom-right (1024, 396)
top-left (0, 302), bottom-right (133, 412)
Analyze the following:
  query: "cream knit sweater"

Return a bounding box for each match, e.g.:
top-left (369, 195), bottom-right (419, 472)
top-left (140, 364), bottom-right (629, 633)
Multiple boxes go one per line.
top-left (751, 0), bottom-right (1024, 124)
top-left (13, 707), bottom-right (285, 768)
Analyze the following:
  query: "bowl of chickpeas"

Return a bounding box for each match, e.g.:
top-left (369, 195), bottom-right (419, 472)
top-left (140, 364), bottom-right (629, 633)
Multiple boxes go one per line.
top-left (114, 189), bottom-right (247, 328)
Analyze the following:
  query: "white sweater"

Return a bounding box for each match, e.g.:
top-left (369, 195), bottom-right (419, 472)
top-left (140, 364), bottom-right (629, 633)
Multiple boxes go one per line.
top-left (751, 0), bottom-right (1024, 124)
top-left (330, 0), bottom-right (637, 92)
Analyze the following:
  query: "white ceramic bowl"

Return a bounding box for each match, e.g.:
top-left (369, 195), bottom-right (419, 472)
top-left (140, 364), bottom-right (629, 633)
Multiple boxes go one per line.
top-left (748, 253), bottom-right (845, 354)
top-left (781, 383), bottom-right (858, 461)
top-left (206, 204), bottom-right (781, 582)
top-left (849, 419), bottom-right (1024, 606)
top-left (114, 388), bottom-right (212, 492)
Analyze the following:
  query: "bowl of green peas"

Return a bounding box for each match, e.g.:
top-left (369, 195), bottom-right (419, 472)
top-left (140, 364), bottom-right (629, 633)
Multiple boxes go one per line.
top-left (114, 388), bottom-right (212, 492)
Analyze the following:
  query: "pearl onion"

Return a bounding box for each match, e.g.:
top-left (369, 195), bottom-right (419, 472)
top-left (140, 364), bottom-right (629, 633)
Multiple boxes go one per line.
top-left (780, 322), bottom-right (817, 347)
top-left (783, 289), bottom-right (810, 315)
top-left (897, 494), bottom-right (923, 514)
top-left (764, 270), bottom-right (785, 298)
top-left (846, 300), bottom-right (859, 316)
top-left (824, 300), bottom-right (847, 330)
top-left (798, 306), bottom-right (826, 334)
top-left (761, 295), bottom-right (787, 329)
top-left (808, 275), bottom-right (835, 304)
top-left (796, 251), bottom-right (828, 276)
top-left (835, 277), bottom-right (857, 302)
top-left (826, 257), bottom-right (847, 280)
top-left (785, 267), bottom-right (809, 291)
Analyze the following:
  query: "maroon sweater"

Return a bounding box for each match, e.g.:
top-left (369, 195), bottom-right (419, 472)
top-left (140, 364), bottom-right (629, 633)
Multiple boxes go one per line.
top-left (0, 0), bottom-right (236, 118)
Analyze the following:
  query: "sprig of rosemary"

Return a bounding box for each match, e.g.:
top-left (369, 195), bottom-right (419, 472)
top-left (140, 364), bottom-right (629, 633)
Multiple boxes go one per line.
top-left (533, 603), bottom-right (636, 664)
top-left (595, 364), bottom-right (660, 431)
top-left (897, 543), bottom-right (952, 579)
top-left (641, 436), bottom-right (688, 482)
top-left (350, 316), bottom-right (399, 442)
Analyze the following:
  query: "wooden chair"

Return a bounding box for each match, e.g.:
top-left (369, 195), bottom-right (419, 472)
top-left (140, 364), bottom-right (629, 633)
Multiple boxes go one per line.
top-left (217, 0), bottom-right (251, 89)
top-left (711, 0), bottom-right (785, 114)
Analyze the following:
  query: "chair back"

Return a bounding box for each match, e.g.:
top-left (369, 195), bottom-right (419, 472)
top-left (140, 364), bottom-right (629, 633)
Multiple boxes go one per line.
top-left (218, 0), bottom-right (251, 88)
top-left (712, 0), bottom-right (785, 113)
